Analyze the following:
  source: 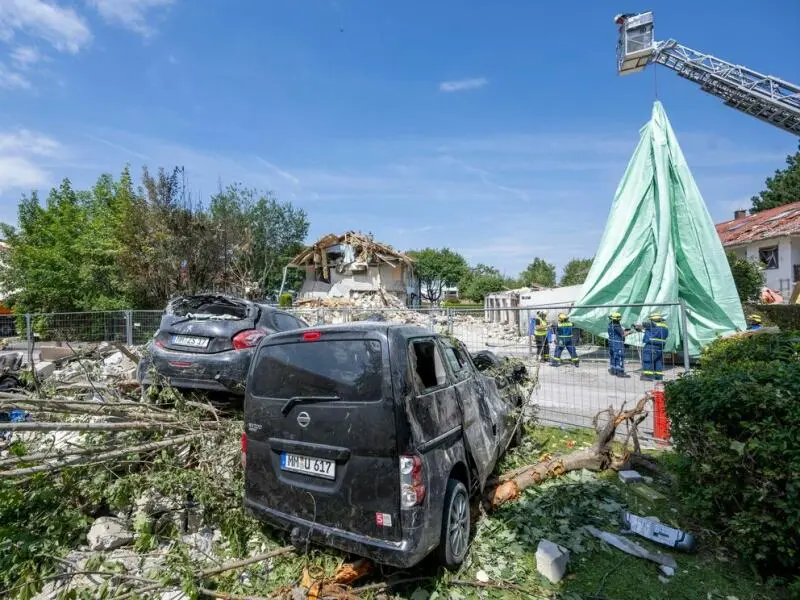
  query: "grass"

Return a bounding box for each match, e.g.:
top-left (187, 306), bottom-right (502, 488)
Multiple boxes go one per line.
top-left (378, 425), bottom-right (782, 600)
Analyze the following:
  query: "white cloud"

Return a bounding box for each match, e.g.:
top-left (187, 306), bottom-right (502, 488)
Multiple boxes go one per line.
top-left (439, 77), bottom-right (488, 93)
top-left (87, 0), bottom-right (176, 36)
top-left (0, 0), bottom-right (92, 53)
top-left (0, 63), bottom-right (32, 89)
top-left (0, 128), bottom-right (61, 193)
top-left (10, 46), bottom-right (43, 69)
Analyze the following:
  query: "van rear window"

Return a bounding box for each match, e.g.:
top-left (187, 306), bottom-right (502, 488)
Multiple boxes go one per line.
top-left (251, 340), bottom-right (383, 401)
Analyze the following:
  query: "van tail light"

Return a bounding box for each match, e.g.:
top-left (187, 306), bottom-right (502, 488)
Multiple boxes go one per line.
top-left (233, 328), bottom-right (267, 350)
top-left (241, 432), bottom-right (248, 468)
top-left (399, 455), bottom-right (425, 508)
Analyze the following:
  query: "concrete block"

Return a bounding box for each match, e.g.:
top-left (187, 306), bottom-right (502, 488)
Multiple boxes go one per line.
top-left (34, 361), bottom-right (55, 380)
top-left (536, 539), bottom-right (570, 584)
top-left (39, 347), bottom-right (76, 362)
top-left (632, 484), bottom-right (667, 502)
top-left (618, 469), bottom-right (643, 484)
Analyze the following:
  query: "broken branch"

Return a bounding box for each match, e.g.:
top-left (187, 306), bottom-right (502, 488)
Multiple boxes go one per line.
top-left (486, 393), bottom-right (651, 509)
top-left (0, 433), bottom-right (203, 477)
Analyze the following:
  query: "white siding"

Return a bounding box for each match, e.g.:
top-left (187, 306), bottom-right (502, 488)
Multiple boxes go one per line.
top-left (738, 236), bottom-right (795, 298)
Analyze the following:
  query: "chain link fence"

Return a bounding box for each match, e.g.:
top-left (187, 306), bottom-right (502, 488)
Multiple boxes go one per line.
top-left (2, 303), bottom-right (688, 442)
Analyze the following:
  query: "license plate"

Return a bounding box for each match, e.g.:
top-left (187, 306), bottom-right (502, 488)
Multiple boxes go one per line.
top-left (172, 335), bottom-right (209, 348)
top-left (280, 453), bottom-right (336, 480)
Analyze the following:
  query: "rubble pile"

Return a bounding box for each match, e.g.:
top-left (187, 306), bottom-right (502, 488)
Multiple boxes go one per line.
top-left (44, 342), bottom-right (140, 392)
top-left (0, 347), bottom-right (269, 599)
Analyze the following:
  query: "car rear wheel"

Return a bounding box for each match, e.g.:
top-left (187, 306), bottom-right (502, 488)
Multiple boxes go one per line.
top-left (437, 479), bottom-right (470, 569)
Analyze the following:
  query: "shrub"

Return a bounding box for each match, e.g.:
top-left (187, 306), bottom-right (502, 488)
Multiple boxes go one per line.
top-left (278, 293), bottom-right (293, 308)
top-left (666, 331), bottom-right (800, 579)
top-left (442, 299), bottom-right (461, 308)
top-left (744, 303), bottom-right (800, 331)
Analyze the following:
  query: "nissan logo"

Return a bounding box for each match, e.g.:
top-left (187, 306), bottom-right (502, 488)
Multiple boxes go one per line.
top-left (297, 411), bottom-right (311, 428)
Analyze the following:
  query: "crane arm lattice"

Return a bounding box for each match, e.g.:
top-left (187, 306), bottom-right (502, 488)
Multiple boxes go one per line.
top-left (653, 40), bottom-right (800, 136)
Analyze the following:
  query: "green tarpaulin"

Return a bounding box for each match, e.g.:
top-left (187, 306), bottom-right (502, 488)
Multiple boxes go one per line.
top-left (570, 101), bottom-right (746, 357)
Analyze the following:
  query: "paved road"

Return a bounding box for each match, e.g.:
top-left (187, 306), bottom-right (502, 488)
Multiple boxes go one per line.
top-left (529, 352), bottom-right (681, 440)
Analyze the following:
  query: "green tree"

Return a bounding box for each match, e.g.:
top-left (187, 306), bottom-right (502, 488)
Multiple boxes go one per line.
top-left (406, 248), bottom-right (469, 305)
top-left (750, 142), bottom-right (800, 213)
top-left (726, 252), bottom-right (764, 302)
top-left (1, 180), bottom-right (92, 313)
top-left (559, 257), bottom-right (593, 286)
top-left (1, 166), bottom-right (310, 312)
top-left (519, 257), bottom-right (556, 288)
top-left (459, 263), bottom-right (505, 303)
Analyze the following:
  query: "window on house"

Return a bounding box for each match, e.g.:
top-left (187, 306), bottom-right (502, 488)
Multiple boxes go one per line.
top-left (794, 264), bottom-right (800, 283)
top-left (410, 339), bottom-right (447, 393)
top-left (759, 246), bottom-right (779, 270)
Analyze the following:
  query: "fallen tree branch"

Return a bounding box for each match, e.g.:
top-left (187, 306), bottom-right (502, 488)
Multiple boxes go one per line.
top-left (0, 420), bottom-right (221, 432)
top-left (486, 393), bottom-right (651, 509)
top-left (113, 343), bottom-right (141, 364)
top-left (197, 546), bottom-right (295, 579)
top-left (0, 432), bottom-right (203, 477)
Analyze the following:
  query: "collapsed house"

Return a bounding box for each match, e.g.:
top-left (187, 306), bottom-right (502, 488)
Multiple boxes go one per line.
top-left (289, 232), bottom-right (420, 308)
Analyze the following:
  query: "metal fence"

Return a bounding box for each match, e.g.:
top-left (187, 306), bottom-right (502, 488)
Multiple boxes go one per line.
top-left (3, 303), bottom-right (687, 442)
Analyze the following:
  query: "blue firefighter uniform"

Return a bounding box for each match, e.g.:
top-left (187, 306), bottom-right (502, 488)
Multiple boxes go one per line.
top-left (552, 314), bottom-right (579, 366)
top-left (747, 314), bottom-right (762, 331)
top-left (642, 315), bottom-right (669, 381)
top-left (608, 315), bottom-right (626, 376)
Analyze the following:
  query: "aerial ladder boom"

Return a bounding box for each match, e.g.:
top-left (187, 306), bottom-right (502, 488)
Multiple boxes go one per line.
top-left (615, 12), bottom-right (800, 136)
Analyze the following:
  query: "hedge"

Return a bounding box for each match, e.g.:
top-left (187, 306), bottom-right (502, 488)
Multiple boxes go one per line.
top-left (744, 302), bottom-right (800, 331)
top-left (665, 331), bottom-right (800, 580)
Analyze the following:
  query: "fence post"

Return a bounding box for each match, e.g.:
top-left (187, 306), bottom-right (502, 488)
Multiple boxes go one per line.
top-left (447, 309), bottom-right (453, 335)
top-left (125, 310), bottom-right (134, 346)
top-left (25, 313), bottom-right (33, 359)
top-left (428, 311), bottom-right (434, 333)
top-left (679, 300), bottom-right (691, 373)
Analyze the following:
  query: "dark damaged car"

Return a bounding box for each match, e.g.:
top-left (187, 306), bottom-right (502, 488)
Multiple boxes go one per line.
top-left (138, 294), bottom-right (308, 396)
top-left (242, 323), bottom-right (527, 568)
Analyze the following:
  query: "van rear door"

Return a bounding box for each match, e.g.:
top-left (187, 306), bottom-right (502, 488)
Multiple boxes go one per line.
top-left (244, 329), bottom-right (401, 542)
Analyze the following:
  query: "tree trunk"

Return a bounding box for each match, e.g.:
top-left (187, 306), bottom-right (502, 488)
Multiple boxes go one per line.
top-left (486, 394), bottom-right (651, 510)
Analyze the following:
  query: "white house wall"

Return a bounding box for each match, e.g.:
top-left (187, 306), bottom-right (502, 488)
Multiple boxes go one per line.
top-left (298, 264), bottom-right (412, 299)
top-left (739, 236), bottom-right (795, 296)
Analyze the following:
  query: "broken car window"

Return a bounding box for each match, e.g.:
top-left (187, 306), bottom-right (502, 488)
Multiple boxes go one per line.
top-left (440, 339), bottom-right (470, 380)
top-left (165, 295), bottom-right (252, 320)
top-left (410, 339), bottom-right (448, 393)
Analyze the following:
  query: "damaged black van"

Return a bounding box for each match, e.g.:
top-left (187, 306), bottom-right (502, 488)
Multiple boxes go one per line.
top-left (242, 322), bottom-right (525, 568)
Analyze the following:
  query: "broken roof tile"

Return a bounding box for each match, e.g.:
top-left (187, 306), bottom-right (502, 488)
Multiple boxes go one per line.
top-left (716, 201), bottom-right (800, 246)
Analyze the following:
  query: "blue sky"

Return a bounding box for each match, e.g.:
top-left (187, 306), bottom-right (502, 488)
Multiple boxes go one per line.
top-left (1, 0), bottom-right (798, 278)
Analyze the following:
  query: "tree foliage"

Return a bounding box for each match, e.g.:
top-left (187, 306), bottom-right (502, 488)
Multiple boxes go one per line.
top-left (406, 248), bottom-right (468, 305)
top-left (666, 332), bottom-right (800, 579)
top-left (0, 166), bottom-right (309, 312)
top-left (750, 142), bottom-right (800, 213)
top-left (559, 257), bottom-right (593, 287)
top-left (519, 257), bottom-right (556, 288)
top-left (459, 263), bottom-right (505, 303)
top-left (726, 252), bottom-right (764, 302)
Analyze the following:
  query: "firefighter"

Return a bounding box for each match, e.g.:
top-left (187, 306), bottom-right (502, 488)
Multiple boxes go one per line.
top-left (747, 314), bottom-right (762, 331)
top-left (641, 312), bottom-right (669, 381)
top-left (607, 312), bottom-right (629, 376)
top-left (529, 311), bottom-right (550, 361)
top-left (552, 313), bottom-right (579, 367)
